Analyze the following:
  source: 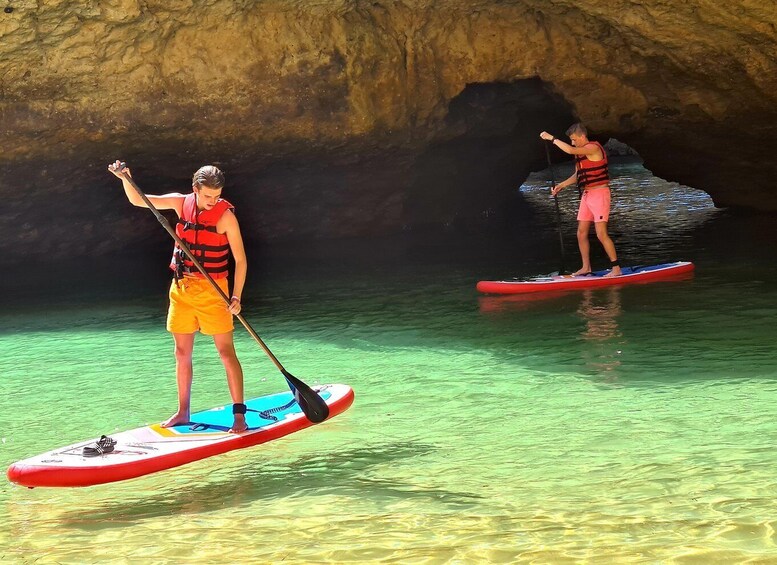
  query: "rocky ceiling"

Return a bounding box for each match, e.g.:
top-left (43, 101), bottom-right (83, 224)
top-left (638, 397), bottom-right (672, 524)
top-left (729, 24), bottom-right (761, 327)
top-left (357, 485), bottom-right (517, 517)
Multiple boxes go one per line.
top-left (1, 0), bottom-right (775, 263)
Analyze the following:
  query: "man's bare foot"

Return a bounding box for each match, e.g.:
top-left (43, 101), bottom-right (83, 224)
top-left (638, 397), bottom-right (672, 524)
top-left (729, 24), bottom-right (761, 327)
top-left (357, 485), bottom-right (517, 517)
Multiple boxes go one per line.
top-left (573, 267), bottom-right (592, 276)
top-left (229, 414), bottom-right (247, 434)
top-left (603, 266), bottom-right (622, 278)
top-left (161, 411), bottom-right (190, 428)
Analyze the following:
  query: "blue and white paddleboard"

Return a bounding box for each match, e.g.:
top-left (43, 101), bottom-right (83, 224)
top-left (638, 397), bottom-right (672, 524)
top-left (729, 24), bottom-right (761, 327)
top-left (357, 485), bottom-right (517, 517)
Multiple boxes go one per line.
top-left (8, 384), bottom-right (354, 488)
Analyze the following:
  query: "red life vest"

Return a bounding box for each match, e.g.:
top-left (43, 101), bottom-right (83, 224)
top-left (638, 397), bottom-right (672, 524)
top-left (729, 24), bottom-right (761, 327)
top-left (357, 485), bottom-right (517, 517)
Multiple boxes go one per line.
top-left (574, 141), bottom-right (609, 190)
top-left (169, 193), bottom-right (233, 279)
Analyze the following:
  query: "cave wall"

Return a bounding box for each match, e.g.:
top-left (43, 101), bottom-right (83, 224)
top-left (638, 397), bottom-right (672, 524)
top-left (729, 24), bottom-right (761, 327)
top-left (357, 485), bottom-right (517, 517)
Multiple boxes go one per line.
top-left (1, 0), bottom-right (775, 263)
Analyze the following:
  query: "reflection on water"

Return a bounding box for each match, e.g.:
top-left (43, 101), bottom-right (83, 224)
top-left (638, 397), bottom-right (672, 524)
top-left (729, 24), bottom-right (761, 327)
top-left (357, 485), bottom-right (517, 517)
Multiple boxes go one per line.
top-left (577, 288), bottom-right (622, 343)
top-left (577, 288), bottom-right (623, 377)
top-left (477, 290), bottom-right (577, 314)
top-left (478, 286), bottom-right (627, 376)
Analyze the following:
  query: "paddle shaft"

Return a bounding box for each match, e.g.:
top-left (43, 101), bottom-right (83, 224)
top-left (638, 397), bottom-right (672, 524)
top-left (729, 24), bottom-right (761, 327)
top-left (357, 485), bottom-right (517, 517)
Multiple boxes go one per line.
top-left (544, 140), bottom-right (567, 273)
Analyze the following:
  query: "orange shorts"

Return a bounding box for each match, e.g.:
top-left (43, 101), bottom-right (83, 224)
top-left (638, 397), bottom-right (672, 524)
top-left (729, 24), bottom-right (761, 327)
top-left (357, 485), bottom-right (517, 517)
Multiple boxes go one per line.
top-left (166, 277), bottom-right (234, 335)
top-left (577, 187), bottom-right (611, 223)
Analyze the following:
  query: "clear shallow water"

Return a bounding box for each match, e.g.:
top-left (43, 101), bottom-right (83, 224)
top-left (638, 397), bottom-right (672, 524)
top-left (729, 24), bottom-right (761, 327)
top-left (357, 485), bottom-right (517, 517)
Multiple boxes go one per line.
top-left (2, 163), bottom-right (777, 563)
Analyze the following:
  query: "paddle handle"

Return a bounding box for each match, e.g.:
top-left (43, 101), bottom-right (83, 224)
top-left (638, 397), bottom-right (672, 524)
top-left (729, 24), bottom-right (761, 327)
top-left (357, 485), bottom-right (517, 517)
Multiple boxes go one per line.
top-left (119, 170), bottom-right (286, 373)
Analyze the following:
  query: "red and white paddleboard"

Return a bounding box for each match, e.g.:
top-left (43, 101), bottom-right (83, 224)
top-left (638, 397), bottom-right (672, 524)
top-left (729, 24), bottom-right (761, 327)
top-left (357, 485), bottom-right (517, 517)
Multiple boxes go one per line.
top-left (476, 261), bottom-right (694, 295)
top-left (7, 384), bottom-right (354, 488)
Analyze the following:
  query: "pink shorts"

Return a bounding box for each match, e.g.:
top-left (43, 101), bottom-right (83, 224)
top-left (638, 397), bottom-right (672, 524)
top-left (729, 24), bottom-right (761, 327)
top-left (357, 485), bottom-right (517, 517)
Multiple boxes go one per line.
top-left (577, 187), bottom-right (611, 223)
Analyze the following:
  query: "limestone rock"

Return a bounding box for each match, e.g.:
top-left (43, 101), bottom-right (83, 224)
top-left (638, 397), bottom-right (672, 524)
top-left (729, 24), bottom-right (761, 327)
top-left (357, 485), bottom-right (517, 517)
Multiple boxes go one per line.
top-left (0, 0), bottom-right (775, 263)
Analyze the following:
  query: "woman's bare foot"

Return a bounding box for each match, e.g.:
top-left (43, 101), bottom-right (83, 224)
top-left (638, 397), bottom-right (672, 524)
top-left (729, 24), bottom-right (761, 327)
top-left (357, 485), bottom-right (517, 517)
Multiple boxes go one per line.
top-left (229, 414), bottom-right (247, 434)
top-left (603, 266), bottom-right (622, 278)
top-left (161, 411), bottom-right (190, 428)
top-left (573, 267), bottom-right (592, 276)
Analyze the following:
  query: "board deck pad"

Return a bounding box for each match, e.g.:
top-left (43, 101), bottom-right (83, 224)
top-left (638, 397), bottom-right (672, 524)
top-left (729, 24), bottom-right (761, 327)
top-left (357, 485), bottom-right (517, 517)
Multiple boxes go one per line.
top-left (476, 261), bottom-right (694, 295)
top-left (153, 392), bottom-right (303, 435)
top-left (7, 383), bottom-right (354, 488)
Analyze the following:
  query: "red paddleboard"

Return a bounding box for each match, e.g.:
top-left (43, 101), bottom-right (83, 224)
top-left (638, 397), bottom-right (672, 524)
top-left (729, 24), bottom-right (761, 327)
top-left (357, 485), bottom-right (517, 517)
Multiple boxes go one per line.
top-left (477, 261), bottom-right (694, 295)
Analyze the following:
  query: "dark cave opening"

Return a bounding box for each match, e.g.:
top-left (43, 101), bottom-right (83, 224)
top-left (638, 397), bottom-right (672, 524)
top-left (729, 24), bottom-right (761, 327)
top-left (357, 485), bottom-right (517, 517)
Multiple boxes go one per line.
top-left (401, 77), bottom-right (577, 234)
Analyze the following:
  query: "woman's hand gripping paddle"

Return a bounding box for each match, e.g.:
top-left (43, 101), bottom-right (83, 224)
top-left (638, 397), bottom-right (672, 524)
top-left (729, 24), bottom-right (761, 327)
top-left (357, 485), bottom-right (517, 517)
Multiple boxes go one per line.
top-left (115, 164), bottom-right (330, 423)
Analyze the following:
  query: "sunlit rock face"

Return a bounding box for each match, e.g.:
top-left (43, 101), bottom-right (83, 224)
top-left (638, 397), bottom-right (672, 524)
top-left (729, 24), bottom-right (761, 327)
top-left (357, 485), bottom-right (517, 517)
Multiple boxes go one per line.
top-left (1, 0), bottom-right (775, 263)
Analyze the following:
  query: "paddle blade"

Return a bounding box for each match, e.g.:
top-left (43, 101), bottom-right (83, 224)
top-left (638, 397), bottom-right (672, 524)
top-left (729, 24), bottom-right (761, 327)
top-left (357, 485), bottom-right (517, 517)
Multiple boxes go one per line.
top-left (282, 371), bottom-right (330, 423)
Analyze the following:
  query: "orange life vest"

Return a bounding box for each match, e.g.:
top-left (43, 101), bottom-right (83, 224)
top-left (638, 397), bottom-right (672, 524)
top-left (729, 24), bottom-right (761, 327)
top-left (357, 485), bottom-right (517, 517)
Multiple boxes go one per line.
top-left (169, 193), bottom-right (233, 279)
top-left (575, 141), bottom-right (609, 190)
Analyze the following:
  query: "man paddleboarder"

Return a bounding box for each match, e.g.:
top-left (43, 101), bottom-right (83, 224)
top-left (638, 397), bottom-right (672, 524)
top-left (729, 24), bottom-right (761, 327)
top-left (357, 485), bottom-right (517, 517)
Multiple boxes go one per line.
top-left (540, 124), bottom-right (621, 277)
top-left (108, 161), bottom-right (249, 433)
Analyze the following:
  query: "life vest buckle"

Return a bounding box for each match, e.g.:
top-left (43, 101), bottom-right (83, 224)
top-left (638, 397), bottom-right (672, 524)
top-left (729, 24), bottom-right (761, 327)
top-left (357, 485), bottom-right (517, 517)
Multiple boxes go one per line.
top-left (173, 248), bottom-right (186, 281)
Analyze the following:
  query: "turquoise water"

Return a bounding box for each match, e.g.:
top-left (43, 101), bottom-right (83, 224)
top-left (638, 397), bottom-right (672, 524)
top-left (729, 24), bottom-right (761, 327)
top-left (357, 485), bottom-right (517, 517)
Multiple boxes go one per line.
top-left (2, 163), bottom-right (777, 563)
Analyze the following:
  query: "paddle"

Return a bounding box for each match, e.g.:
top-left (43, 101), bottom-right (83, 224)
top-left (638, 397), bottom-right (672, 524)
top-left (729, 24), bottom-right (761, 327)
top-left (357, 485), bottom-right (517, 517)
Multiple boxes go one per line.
top-left (117, 167), bottom-right (330, 424)
top-left (544, 140), bottom-right (567, 275)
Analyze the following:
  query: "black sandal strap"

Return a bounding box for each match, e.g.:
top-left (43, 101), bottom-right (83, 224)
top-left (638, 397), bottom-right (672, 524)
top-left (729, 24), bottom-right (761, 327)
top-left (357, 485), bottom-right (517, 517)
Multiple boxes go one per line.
top-left (97, 435), bottom-right (116, 448)
top-left (83, 435), bottom-right (116, 457)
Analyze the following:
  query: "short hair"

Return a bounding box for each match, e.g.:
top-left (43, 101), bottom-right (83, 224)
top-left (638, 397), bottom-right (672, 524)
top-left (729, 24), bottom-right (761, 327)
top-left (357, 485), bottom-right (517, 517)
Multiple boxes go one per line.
top-left (192, 165), bottom-right (225, 190)
top-left (565, 123), bottom-right (587, 137)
